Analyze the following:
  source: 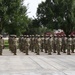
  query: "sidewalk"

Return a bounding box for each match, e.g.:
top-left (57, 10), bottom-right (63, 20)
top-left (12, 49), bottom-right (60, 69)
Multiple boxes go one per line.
top-left (0, 49), bottom-right (75, 75)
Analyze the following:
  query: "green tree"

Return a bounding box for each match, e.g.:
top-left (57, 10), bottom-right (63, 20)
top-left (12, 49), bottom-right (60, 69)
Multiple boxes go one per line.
top-left (0, 0), bottom-right (28, 35)
top-left (37, 0), bottom-right (75, 35)
top-left (25, 18), bottom-right (40, 35)
top-left (37, 0), bottom-right (54, 29)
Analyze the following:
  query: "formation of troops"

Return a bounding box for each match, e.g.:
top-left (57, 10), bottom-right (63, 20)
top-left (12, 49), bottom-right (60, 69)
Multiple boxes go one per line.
top-left (0, 34), bottom-right (75, 55)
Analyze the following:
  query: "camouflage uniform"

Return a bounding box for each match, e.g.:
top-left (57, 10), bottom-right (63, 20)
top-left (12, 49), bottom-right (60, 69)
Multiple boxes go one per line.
top-left (64, 36), bottom-right (67, 53)
top-left (9, 35), bottom-right (17, 55)
top-left (12, 35), bottom-right (17, 55)
top-left (9, 35), bottom-right (14, 53)
top-left (29, 35), bottom-right (31, 51)
top-left (25, 35), bottom-right (29, 55)
top-left (50, 35), bottom-right (53, 52)
top-left (18, 35), bottom-right (23, 52)
top-left (29, 35), bottom-right (32, 51)
top-left (33, 35), bottom-right (38, 53)
top-left (0, 35), bottom-right (4, 55)
top-left (30, 35), bottom-right (34, 52)
top-left (44, 35), bottom-right (48, 53)
top-left (8, 36), bottom-right (12, 52)
top-left (40, 35), bottom-right (44, 52)
top-left (67, 35), bottom-right (72, 55)
top-left (62, 35), bottom-right (67, 53)
top-left (71, 35), bottom-right (75, 53)
top-left (35, 35), bottom-right (40, 55)
top-left (59, 35), bottom-right (62, 53)
top-left (47, 36), bottom-right (52, 55)
top-left (53, 35), bottom-right (57, 53)
top-left (56, 35), bottom-right (61, 55)
top-left (23, 35), bottom-right (26, 53)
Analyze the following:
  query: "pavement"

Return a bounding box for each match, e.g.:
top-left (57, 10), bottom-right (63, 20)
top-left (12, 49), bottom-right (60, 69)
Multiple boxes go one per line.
top-left (0, 49), bottom-right (75, 75)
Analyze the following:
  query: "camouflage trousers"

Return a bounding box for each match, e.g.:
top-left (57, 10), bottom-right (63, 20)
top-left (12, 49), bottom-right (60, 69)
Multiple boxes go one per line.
top-left (56, 45), bottom-right (61, 55)
top-left (47, 45), bottom-right (52, 55)
top-left (25, 45), bottom-right (29, 55)
top-left (53, 44), bottom-right (56, 53)
top-left (67, 45), bottom-right (71, 55)
top-left (0, 46), bottom-right (3, 55)
top-left (44, 44), bottom-right (48, 53)
top-left (61, 44), bottom-right (66, 53)
top-left (13, 45), bottom-right (17, 55)
top-left (71, 44), bottom-right (75, 53)
top-left (35, 45), bottom-right (40, 55)
top-left (41, 43), bottom-right (44, 52)
top-left (30, 44), bottom-right (34, 52)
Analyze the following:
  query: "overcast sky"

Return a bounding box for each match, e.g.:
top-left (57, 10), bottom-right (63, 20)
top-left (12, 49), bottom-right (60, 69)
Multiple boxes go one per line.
top-left (23, 0), bottom-right (45, 18)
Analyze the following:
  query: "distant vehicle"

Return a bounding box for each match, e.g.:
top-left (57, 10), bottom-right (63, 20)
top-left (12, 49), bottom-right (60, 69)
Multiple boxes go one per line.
top-left (44, 32), bottom-right (52, 36)
top-left (70, 31), bottom-right (75, 36)
top-left (54, 29), bottom-right (66, 36)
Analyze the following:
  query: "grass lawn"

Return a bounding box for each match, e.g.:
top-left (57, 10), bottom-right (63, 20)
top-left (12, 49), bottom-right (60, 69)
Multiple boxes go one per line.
top-left (4, 40), bottom-right (9, 49)
top-left (4, 40), bottom-right (18, 49)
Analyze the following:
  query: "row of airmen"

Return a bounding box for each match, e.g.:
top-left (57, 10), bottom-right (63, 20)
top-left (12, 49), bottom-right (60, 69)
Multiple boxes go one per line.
top-left (18, 34), bottom-right (75, 55)
top-left (0, 34), bottom-right (75, 55)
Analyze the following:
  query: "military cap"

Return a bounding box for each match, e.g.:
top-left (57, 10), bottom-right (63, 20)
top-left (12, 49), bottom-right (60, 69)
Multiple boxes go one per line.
top-left (26, 35), bottom-right (29, 38)
top-left (10, 35), bottom-right (16, 37)
top-left (31, 35), bottom-right (34, 37)
top-left (45, 34), bottom-right (48, 37)
top-left (54, 34), bottom-right (57, 37)
top-left (37, 35), bottom-right (40, 38)
top-left (35, 34), bottom-right (37, 37)
top-left (20, 35), bottom-right (23, 37)
top-left (29, 35), bottom-right (31, 37)
top-left (40, 35), bottom-right (42, 37)
top-left (68, 35), bottom-right (71, 37)
top-left (42, 35), bottom-right (44, 37)
top-left (50, 34), bottom-right (53, 37)
top-left (23, 35), bottom-right (26, 37)
top-left (30, 35), bottom-right (32, 37)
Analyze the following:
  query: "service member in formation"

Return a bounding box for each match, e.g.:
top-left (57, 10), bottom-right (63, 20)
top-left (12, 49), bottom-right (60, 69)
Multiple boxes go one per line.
top-left (12, 35), bottom-right (17, 55)
top-left (0, 35), bottom-right (4, 55)
top-left (67, 35), bottom-right (72, 55)
top-left (38, 35), bottom-right (41, 52)
top-left (44, 35), bottom-right (48, 53)
top-left (56, 35), bottom-right (61, 55)
top-left (40, 35), bottom-right (44, 52)
top-left (25, 35), bottom-right (29, 55)
top-left (64, 35), bottom-right (68, 53)
top-left (8, 35), bottom-right (12, 52)
top-left (53, 35), bottom-right (57, 53)
top-left (59, 35), bottom-right (62, 53)
top-left (50, 35), bottom-right (53, 52)
top-left (19, 35), bottom-right (24, 52)
top-left (28, 35), bottom-right (31, 51)
top-left (34, 35), bottom-right (36, 52)
top-left (35, 35), bottom-right (40, 55)
top-left (29, 35), bottom-right (32, 51)
top-left (62, 35), bottom-right (66, 53)
top-left (30, 35), bottom-right (34, 52)
top-left (47, 35), bottom-right (52, 55)
top-left (9, 35), bottom-right (14, 53)
top-left (18, 35), bottom-right (23, 52)
top-left (71, 35), bottom-right (75, 53)
top-left (23, 35), bottom-right (26, 53)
